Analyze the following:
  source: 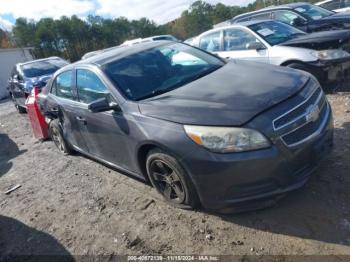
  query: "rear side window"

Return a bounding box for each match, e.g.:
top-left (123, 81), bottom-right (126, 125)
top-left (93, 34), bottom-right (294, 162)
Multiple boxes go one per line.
top-left (199, 31), bottom-right (221, 52)
top-left (76, 69), bottom-right (110, 104)
top-left (273, 10), bottom-right (306, 25)
top-left (52, 70), bottom-right (74, 100)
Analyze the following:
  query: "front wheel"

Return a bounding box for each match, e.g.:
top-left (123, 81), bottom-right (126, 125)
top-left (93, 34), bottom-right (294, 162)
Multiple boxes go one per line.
top-left (146, 149), bottom-right (200, 209)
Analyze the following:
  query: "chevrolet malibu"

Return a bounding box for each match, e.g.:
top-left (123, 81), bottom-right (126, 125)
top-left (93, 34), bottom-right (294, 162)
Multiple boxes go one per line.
top-left (39, 41), bottom-right (334, 212)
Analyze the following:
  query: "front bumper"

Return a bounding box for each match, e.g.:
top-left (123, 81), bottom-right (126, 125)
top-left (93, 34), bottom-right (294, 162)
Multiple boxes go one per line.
top-left (306, 58), bottom-right (350, 88)
top-left (181, 104), bottom-right (334, 212)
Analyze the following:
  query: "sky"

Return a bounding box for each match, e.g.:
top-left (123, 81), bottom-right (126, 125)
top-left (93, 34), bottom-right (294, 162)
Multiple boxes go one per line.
top-left (0, 0), bottom-right (254, 31)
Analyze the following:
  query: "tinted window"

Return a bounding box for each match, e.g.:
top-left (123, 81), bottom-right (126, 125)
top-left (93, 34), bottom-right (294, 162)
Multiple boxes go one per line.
top-left (21, 59), bottom-right (68, 78)
top-left (53, 70), bottom-right (74, 100)
top-left (76, 69), bottom-right (110, 104)
top-left (319, 0), bottom-right (342, 10)
top-left (103, 43), bottom-right (224, 101)
top-left (273, 10), bottom-right (306, 25)
top-left (199, 31), bottom-right (221, 52)
top-left (224, 29), bottom-right (259, 51)
top-left (249, 21), bottom-right (305, 45)
top-left (293, 4), bottom-right (333, 20)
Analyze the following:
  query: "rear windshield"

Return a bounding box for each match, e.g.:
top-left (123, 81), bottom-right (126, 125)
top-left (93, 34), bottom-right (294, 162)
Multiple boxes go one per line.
top-left (21, 59), bottom-right (68, 78)
top-left (102, 43), bottom-right (224, 101)
top-left (293, 4), bottom-right (334, 20)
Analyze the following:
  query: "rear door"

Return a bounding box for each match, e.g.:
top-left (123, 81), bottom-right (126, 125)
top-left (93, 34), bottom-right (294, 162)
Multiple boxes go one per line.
top-left (46, 70), bottom-right (89, 152)
top-left (217, 28), bottom-right (269, 63)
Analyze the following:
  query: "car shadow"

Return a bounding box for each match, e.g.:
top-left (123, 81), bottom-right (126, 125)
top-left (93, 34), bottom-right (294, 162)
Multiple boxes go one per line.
top-left (0, 215), bottom-right (74, 261)
top-left (0, 133), bottom-right (26, 177)
top-left (213, 121), bottom-right (350, 246)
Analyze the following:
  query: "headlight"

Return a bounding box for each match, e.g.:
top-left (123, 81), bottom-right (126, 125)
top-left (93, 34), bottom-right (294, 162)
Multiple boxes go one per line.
top-left (184, 125), bottom-right (270, 153)
top-left (311, 49), bottom-right (350, 60)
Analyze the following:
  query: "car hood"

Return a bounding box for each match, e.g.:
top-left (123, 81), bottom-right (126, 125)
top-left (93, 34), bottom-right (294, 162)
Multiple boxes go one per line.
top-left (138, 60), bottom-right (309, 126)
top-left (281, 30), bottom-right (350, 45)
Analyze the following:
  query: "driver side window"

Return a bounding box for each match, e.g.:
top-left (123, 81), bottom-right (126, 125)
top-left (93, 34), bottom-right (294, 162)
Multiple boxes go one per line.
top-left (273, 10), bottom-right (306, 25)
top-left (76, 69), bottom-right (111, 104)
top-left (224, 29), bottom-right (259, 51)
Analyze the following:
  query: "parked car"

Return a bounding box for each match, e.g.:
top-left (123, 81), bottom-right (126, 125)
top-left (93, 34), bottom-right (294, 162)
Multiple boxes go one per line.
top-left (316, 0), bottom-right (350, 13)
top-left (121, 35), bottom-right (178, 46)
top-left (82, 35), bottom-right (179, 60)
top-left (8, 57), bottom-right (69, 113)
top-left (39, 41), bottom-right (333, 212)
top-left (231, 2), bottom-right (350, 33)
top-left (191, 20), bottom-right (350, 88)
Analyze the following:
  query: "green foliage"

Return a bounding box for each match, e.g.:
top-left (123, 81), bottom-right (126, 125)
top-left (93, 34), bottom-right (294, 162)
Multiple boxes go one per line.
top-left (11, 0), bottom-right (317, 61)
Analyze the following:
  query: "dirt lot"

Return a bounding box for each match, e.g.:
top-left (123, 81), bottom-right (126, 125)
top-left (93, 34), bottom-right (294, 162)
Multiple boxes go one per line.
top-left (0, 93), bottom-right (350, 259)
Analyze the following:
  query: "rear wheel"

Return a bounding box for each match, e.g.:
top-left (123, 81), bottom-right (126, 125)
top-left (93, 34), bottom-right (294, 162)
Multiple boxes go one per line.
top-left (10, 93), bottom-right (26, 114)
top-left (49, 119), bottom-right (73, 155)
top-left (146, 149), bottom-right (200, 209)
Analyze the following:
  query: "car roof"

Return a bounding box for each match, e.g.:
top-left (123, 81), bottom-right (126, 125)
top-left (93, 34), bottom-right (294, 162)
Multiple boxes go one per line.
top-left (72, 40), bottom-right (173, 67)
top-left (17, 56), bottom-right (66, 67)
top-left (233, 2), bottom-right (311, 20)
top-left (198, 20), bottom-right (273, 36)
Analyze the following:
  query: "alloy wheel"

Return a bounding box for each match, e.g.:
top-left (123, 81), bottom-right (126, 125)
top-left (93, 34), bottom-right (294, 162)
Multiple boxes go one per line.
top-left (51, 128), bottom-right (65, 153)
top-left (149, 159), bottom-right (186, 204)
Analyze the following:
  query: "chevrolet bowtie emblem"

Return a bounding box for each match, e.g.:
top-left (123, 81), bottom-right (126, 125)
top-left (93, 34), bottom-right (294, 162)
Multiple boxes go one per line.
top-left (305, 104), bottom-right (320, 123)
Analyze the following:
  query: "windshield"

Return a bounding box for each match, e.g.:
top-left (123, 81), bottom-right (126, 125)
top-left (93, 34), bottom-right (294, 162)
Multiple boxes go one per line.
top-left (21, 59), bottom-right (68, 78)
top-left (103, 43), bottom-right (225, 101)
top-left (249, 21), bottom-right (306, 45)
top-left (293, 4), bottom-right (334, 20)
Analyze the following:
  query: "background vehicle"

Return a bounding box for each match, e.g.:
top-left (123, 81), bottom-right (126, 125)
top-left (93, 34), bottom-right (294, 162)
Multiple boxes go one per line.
top-left (81, 35), bottom-right (179, 59)
top-left (8, 57), bottom-right (68, 113)
top-left (39, 41), bottom-right (333, 212)
top-left (316, 0), bottom-right (350, 13)
top-left (121, 35), bottom-right (178, 46)
top-left (231, 3), bottom-right (350, 33)
top-left (191, 20), bottom-right (350, 87)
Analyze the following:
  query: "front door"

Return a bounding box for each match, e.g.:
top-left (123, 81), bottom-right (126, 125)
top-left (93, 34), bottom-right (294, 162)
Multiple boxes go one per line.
top-left (73, 68), bottom-right (134, 171)
top-left (217, 28), bottom-right (270, 64)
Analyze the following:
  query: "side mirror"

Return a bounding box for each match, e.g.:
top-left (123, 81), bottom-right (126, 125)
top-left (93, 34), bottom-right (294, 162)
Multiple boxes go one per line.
top-left (246, 42), bottom-right (266, 51)
top-left (88, 97), bottom-right (120, 113)
top-left (292, 17), bottom-right (306, 26)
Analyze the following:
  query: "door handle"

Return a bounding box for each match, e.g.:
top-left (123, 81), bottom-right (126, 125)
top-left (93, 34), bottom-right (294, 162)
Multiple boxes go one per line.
top-left (76, 116), bottom-right (87, 125)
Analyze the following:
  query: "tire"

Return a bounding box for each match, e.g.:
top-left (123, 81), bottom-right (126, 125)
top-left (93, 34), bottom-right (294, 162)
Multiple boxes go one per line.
top-left (10, 93), bottom-right (26, 114)
top-left (146, 148), bottom-right (200, 209)
top-left (49, 119), bottom-right (73, 155)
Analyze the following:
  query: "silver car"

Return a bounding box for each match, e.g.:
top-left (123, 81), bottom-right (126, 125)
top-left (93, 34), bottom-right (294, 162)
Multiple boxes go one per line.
top-left (192, 20), bottom-right (350, 88)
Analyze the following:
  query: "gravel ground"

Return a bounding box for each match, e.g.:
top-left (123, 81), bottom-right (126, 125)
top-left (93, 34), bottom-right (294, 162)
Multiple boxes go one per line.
top-left (0, 93), bottom-right (350, 259)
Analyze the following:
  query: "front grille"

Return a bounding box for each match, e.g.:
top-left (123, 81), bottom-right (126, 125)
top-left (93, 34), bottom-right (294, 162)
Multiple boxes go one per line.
top-left (272, 81), bottom-right (329, 147)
